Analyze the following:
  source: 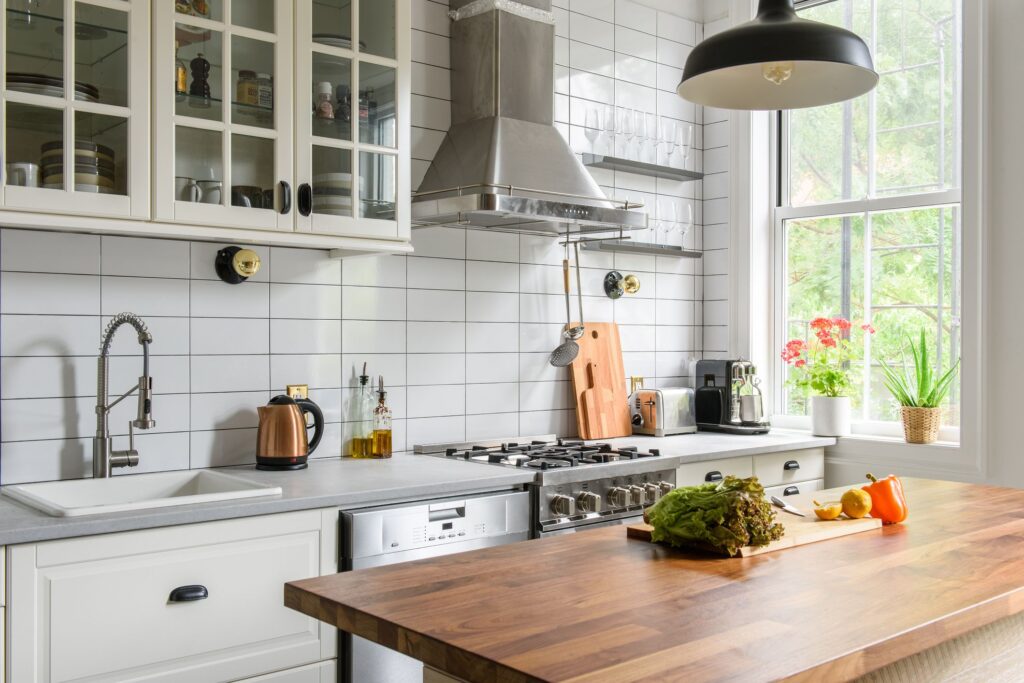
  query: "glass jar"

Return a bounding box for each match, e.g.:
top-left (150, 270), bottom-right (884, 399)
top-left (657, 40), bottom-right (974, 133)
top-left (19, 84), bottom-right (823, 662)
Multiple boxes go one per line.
top-left (257, 72), bottom-right (273, 109)
top-left (315, 81), bottom-right (335, 119)
top-left (236, 70), bottom-right (259, 106)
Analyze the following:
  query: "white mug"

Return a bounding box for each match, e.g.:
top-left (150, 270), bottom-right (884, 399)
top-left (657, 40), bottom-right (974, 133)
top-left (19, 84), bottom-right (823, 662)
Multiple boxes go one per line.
top-left (197, 179), bottom-right (222, 205)
top-left (6, 162), bottom-right (40, 187)
top-left (175, 176), bottom-right (203, 202)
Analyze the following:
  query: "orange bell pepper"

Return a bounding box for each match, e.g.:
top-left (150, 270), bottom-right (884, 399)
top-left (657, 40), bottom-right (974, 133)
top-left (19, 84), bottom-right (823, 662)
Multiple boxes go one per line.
top-left (862, 473), bottom-right (908, 525)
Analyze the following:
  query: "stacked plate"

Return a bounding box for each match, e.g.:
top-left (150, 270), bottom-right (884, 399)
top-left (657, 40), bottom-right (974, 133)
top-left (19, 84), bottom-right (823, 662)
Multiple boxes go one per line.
top-left (7, 72), bottom-right (99, 102)
top-left (41, 140), bottom-right (116, 193)
top-left (312, 172), bottom-right (354, 216)
top-left (313, 34), bottom-right (366, 50)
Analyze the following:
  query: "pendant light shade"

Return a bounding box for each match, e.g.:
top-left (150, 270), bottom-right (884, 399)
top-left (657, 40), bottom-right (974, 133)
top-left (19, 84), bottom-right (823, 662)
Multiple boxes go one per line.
top-left (677, 0), bottom-right (878, 110)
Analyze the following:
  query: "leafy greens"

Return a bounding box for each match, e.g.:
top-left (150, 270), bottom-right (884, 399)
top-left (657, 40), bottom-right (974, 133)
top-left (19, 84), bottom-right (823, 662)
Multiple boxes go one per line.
top-left (645, 476), bottom-right (784, 557)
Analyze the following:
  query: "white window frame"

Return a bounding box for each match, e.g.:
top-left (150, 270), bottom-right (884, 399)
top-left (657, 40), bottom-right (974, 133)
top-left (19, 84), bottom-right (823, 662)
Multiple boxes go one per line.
top-left (727, 0), bottom-right (986, 480)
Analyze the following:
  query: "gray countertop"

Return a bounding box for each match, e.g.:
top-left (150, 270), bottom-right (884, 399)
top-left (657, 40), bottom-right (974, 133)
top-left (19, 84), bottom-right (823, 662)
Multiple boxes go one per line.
top-left (0, 430), bottom-right (833, 547)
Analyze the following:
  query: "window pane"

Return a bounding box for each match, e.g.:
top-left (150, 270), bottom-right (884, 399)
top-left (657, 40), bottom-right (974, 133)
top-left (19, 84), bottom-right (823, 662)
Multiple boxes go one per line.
top-left (787, 0), bottom-right (960, 207)
top-left (782, 207), bottom-right (960, 425)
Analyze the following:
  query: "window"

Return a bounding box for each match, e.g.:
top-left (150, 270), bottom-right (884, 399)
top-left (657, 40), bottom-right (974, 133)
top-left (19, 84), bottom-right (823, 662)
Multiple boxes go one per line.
top-left (775, 0), bottom-right (962, 437)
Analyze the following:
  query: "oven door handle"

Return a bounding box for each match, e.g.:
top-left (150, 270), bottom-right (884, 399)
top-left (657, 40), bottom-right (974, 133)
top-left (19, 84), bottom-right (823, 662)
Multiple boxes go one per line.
top-left (428, 501), bottom-right (466, 521)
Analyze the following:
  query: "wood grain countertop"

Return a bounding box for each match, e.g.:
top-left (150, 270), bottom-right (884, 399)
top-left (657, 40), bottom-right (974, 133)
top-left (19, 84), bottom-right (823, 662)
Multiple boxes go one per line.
top-left (285, 478), bottom-right (1024, 682)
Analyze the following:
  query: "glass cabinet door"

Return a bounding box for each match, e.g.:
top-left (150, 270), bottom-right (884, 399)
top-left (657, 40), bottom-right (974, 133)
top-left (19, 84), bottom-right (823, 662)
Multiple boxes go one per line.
top-left (296, 0), bottom-right (409, 240)
top-left (1, 0), bottom-right (149, 219)
top-left (154, 0), bottom-right (293, 231)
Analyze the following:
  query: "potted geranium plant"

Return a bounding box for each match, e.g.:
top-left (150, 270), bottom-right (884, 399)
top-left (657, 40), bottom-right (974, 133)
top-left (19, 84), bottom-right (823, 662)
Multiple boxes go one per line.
top-left (781, 317), bottom-right (875, 437)
top-left (879, 329), bottom-right (960, 444)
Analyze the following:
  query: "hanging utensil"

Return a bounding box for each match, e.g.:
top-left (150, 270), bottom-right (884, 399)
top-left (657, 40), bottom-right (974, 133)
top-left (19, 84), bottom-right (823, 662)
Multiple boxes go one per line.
top-left (570, 241), bottom-right (585, 338)
top-left (550, 246), bottom-right (581, 367)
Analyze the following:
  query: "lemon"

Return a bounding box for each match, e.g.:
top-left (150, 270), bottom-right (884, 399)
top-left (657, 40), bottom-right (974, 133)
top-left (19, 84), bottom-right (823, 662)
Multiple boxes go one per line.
top-left (841, 488), bottom-right (873, 519)
top-left (812, 499), bottom-right (843, 521)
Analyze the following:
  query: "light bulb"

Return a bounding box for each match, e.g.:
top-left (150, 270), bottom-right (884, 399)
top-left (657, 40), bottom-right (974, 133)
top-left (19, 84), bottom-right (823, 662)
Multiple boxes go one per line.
top-left (762, 61), bottom-right (795, 85)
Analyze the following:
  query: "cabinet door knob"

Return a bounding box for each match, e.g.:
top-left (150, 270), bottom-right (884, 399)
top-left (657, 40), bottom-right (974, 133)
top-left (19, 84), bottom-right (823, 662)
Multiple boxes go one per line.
top-left (705, 471), bottom-right (723, 482)
top-left (298, 183), bottom-right (312, 217)
top-left (280, 181), bottom-right (292, 214)
top-left (783, 486), bottom-right (800, 496)
top-left (168, 584), bottom-right (209, 603)
top-left (783, 460), bottom-right (800, 471)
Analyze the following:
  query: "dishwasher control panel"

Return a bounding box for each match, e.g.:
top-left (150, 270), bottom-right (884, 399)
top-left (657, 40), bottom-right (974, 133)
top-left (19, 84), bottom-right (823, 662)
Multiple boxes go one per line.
top-left (344, 490), bottom-right (530, 558)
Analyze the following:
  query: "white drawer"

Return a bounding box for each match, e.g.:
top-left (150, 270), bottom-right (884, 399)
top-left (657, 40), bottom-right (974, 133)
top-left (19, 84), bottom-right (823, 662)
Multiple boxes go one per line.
top-left (9, 511), bottom-right (325, 683)
top-left (753, 448), bottom-right (825, 488)
top-left (676, 456), bottom-right (754, 487)
top-left (1, 546), bottom-right (5, 606)
top-left (2, 606), bottom-right (6, 683)
top-left (240, 659), bottom-right (337, 683)
top-left (764, 479), bottom-right (825, 499)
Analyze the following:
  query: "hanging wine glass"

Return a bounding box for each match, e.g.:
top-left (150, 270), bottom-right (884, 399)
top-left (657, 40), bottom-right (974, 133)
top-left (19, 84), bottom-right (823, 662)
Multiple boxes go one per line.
top-left (584, 106), bottom-right (600, 154)
top-left (619, 107), bottom-right (634, 159)
top-left (633, 110), bottom-right (647, 162)
top-left (662, 116), bottom-right (677, 166)
top-left (603, 104), bottom-right (616, 155)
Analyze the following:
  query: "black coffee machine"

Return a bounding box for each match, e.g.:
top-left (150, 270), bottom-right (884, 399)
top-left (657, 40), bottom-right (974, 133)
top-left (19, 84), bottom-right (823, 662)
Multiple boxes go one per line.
top-left (695, 359), bottom-right (771, 434)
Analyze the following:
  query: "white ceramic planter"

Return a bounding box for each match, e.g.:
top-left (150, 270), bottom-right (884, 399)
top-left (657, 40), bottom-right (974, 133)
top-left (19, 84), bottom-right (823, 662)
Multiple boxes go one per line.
top-left (811, 396), bottom-right (851, 437)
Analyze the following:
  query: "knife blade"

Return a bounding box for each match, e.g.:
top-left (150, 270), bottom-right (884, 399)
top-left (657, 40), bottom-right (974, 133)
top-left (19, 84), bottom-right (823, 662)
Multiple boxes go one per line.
top-left (770, 495), bottom-right (806, 517)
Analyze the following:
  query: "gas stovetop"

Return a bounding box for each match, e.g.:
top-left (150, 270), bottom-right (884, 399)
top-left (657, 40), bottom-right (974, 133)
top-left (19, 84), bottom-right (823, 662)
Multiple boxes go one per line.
top-left (435, 438), bottom-right (662, 470)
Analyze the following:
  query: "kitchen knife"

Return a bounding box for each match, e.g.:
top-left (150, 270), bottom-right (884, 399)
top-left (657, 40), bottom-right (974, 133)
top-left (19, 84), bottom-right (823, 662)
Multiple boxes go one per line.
top-left (770, 495), bottom-right (806, 517)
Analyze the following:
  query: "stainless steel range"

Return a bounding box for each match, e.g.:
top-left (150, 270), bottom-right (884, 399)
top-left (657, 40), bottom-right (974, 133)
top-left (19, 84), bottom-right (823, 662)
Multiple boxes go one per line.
top-left (416, 435), bottom-right (677, 536)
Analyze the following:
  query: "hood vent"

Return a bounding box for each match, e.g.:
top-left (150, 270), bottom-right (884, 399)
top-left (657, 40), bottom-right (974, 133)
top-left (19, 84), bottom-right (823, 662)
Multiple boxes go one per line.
top-left (411, 0), bottom-right (647, 236)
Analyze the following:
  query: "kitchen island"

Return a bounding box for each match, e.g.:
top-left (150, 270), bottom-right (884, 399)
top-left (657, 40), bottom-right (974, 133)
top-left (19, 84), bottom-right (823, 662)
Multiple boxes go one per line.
top-left (286, 478), bottom-right (1024, 682)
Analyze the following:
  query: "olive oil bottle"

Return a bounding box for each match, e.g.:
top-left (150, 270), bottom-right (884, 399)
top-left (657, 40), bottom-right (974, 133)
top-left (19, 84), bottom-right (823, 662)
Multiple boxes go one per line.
top-left (371, 376), bottom-right (392, 459)
top-left (348, 363), bottom-right (375, 458)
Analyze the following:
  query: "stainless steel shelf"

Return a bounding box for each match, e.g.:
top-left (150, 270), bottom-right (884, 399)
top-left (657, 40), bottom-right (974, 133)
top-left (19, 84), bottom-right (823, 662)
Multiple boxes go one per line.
top-left (582, 154), bottom-right (703, 182)
top-left (581, 240), bottom-right (702, 258)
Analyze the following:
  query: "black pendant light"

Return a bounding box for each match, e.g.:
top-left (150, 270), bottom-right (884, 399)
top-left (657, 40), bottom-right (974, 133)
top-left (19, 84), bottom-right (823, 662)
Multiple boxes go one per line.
top-left (677, 0), bottom-right (878, 110)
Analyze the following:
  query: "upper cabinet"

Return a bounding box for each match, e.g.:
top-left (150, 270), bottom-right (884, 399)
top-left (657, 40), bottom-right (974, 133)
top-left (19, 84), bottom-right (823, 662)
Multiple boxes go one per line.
top-left (153, 0), bottom-right (294, 232)
top-left (1, 0), bottom-right (150, 219)
top-left (294, 0), bottom-right (410, 243)
top-left (0, 0), bottom-right (411, 253)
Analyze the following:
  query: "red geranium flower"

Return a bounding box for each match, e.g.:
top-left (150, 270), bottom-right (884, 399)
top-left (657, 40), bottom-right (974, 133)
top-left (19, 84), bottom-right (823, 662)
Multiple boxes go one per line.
top-left (861, 323), bottom-right (876, 334)
top-left (820, 336), bottom-right (837, 348)
top-left (810, 317), bottom-right (833, 332)
top-left (832, 317), bottom-right (852, 331)
top-left (794, 359), bottom-right (806, 367)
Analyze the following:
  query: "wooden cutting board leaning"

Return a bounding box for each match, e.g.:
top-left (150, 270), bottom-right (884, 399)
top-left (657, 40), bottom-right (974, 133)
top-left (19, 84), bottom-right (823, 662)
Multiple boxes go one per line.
top-left (627, 513), bottom-right (882, 557)
top-left (569, 322), bottom-right (632, 439)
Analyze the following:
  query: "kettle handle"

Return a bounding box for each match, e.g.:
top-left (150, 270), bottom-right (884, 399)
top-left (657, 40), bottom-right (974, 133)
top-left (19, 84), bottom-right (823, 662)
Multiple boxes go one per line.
top-left (296, 398), bottom-right (324, 455)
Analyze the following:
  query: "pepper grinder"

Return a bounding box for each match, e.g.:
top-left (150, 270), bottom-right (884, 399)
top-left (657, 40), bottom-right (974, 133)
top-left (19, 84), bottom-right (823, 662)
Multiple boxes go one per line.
top-left (189, 53), bottom-right (211, 108)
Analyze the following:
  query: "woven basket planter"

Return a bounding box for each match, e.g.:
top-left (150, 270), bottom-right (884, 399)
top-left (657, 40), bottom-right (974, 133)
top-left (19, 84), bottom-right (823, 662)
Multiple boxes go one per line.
top-left (901, 406), bottom-right (941, 444)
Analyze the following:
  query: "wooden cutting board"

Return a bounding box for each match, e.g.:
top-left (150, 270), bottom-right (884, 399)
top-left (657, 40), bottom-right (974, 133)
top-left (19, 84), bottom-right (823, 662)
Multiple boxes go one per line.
top-left (569, 322), bottom-right (632, 439)
top-left (626, 513), bottom-right (882, 557)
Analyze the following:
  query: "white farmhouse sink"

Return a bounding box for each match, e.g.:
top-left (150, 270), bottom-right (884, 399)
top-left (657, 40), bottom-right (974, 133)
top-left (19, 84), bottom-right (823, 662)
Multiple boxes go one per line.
top-left (2, 470), bottom-right (282, 517)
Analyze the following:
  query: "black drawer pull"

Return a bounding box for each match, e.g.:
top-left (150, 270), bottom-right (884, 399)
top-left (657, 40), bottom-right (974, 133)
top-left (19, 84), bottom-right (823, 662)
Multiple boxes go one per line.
top-left (705, 471), bottom-right (723, 482)
top-left (280, 180), bottom-right (292, 214)
top-left (297, 183), bottom-right (312, 217)
top-left (783, 486), bottom-right (800, 496)
top-left (783, 460), bottom-right (800, 471)
top-left (168, 585), bottom-right (208, 603)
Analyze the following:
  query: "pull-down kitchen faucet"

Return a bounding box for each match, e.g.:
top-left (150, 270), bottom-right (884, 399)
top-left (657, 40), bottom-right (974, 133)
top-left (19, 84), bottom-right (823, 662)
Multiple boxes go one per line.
top-left (93, 313), bottom-right (156, 478)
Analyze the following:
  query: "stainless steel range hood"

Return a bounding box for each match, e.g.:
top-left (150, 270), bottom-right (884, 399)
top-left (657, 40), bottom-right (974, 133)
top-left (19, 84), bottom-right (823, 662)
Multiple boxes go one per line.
top-left (411, 0), bottom-right (646, 236)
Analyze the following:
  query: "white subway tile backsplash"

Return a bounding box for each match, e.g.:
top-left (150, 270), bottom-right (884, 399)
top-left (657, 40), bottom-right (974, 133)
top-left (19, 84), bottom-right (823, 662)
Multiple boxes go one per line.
top-left (342, 254), bottom-right (407, 288)
top-left (1, 315), bottom-right (100, 356)
top-left (342, 285), bottom-right (407, 320)
top-left (467, 322), bottom-right (519, 353)
top-left (191, 279), bottom-right (269, 318)
top-left (1, 228), bottom-right (100, 274)
top-left (102, 276), bottom-right (190, 318)
top-left (406, 415), bottom-right (465, 446)
top-left (189, 427), bottom-right (258, 469)
top-left (466, 261), bottom-right (518, 293)
top-left (340, 354), bottom-right (406, 387)
top-left (406, 289), bottom-right (465, 321)
top-left (1, 272), bottom-right (99, 315)
top-left (271, 354), bottom-right (342, 390)
top-left (190, 391), bottom-right (267, 431)
top-left (407, 353), bottom-right (466, 386)
top-left (190, 355), bottom-right (270, 394)
top-left (406, 322), bottom-right (465, 353)
top-left (271, 319), bottom-right (341, 355)
top-left (191, 318), bottom-right (268, 355)
top-left (614, 0), bottom-right (656, 34)
top-left (270, 283), bottom-right (342, 320)
top-left (466, 413), bottom-right (519, 441)
top-left (270, 247), bottom-right (342, 285)
top-left (467, 291), bottom-right (518, 322)
top-left (102, 236), bottom-right (190, 279)
top-left (407, 256), bottom-right (466, 290)
top-left (466, 231), bottom-right (519, 263)
top-left (466, 352), bottom-right (519, 383)
top-left (342, 320), bottom-right (407, 354)
top-left (467, 383), bottom-right (519, 415)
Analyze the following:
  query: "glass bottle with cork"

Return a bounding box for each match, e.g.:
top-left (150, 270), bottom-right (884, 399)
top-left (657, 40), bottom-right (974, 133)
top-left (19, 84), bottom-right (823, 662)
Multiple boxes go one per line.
top-left (371, 376), bottom-right (392, 458)
top-left (348, 362), bottom-right (374, 458)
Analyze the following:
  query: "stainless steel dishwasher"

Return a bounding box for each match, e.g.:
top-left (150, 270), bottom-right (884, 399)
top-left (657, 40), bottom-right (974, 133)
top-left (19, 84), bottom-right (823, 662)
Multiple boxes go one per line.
top-left (339, 489), bottom-right (530, 683)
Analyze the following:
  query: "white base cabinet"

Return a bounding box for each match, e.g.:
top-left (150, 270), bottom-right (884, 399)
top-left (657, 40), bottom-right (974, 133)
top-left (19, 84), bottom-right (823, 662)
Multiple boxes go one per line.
top-left (240, 660), bottom-right (337, 683)
top-left (7, 511), bottom-right (334, 683)
top-left (676, 448), bottom-right (826, 495)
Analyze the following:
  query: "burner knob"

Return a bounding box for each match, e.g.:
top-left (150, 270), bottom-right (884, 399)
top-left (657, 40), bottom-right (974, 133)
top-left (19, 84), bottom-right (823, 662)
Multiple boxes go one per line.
top-left (549, 494), bottom-right (576, 517)
top-left (576, 491), bottom-right (602, 513)
top-left (658, 481), bottom-right (675, 495)
top-left (643, 483), bottom-right (661, 505)
top-left (628, 485), bottom-right (647, 506)
top-left (607, 487), bottom-right (631, 509)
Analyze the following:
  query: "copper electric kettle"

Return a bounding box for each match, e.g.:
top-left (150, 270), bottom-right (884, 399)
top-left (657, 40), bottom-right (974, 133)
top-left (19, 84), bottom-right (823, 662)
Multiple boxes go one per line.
top-left (256, 395), bottom-right (324, 470)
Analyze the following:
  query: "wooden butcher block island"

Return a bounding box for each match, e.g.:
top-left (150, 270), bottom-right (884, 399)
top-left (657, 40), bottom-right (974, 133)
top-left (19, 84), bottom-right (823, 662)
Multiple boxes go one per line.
top-left (286, 479), bottom-right (1024, 682)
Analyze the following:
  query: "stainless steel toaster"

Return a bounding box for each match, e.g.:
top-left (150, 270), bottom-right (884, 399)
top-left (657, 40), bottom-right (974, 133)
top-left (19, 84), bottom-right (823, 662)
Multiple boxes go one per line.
top-left (629, 387), bottom-right (697, 437)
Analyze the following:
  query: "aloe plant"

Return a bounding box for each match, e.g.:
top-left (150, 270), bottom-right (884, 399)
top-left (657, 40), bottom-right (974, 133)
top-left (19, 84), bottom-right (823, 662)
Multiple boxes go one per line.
top-left (880, 330), bottom-right (960, 409)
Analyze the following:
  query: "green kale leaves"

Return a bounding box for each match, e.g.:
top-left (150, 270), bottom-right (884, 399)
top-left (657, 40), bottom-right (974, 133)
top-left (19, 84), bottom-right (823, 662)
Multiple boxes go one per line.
top-left (646, 476), bottom-right (784, 557)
